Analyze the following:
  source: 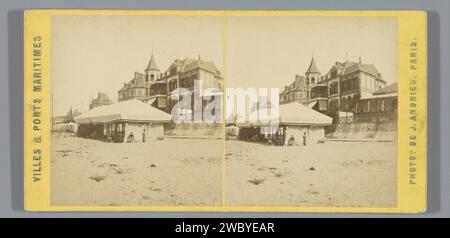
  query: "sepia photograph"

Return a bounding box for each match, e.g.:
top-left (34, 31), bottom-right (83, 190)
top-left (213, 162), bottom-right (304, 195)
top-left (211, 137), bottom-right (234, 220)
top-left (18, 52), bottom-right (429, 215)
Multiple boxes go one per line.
top-left (224, 16), bottom-right (398, 207)
top-left (50, 15), bottom-right (225, 206)
top-left (50, 14), bottom-right (398, 207)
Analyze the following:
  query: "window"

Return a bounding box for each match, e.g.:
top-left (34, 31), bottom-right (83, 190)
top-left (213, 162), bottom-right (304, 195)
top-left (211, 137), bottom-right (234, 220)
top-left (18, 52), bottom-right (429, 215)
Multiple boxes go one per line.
top-left (331, 70), bottom-right (337, 78)
top-left (170, 67), bottom-right (177, 76)
top-left (169, 80), bottom-right (177, 91)
top-left (329, 82), bottom-right (338, 95)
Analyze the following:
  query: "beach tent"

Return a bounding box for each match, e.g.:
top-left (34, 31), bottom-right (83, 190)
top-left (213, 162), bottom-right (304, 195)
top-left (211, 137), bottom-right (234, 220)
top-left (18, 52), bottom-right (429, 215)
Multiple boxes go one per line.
top-left (74, 99), bottom-right (171, 142)
top-left (235, 102), bottom-right (332, 145)
top-left (278, 102), bottom-right (332, 145)
top-left (279, 102), bottom-right (332, 126)
top-left (234, 102), bottom-right (332, 126)
top-left (74, 99), bottom-right (171, 124)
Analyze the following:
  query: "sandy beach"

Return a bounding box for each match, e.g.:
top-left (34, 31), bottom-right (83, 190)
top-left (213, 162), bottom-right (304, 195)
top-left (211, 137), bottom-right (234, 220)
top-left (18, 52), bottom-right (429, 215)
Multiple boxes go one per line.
top-left (51, 132), bottom-right (223, 206)
top-left (225, 140), bottom-right (397, 207)
top-left (52, 133), bottom-right (396, 207)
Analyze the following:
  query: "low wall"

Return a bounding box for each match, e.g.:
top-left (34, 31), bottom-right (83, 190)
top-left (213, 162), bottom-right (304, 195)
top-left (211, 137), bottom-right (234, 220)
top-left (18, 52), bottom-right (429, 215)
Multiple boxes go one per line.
top-left (164, 123), bottom-right (224, 138)
top-left (327, 121), bottom-right (397, 141)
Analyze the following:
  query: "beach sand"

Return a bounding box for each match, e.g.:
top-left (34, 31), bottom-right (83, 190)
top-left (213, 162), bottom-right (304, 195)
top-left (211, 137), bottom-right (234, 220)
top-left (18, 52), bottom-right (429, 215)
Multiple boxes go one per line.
top-left (51, 133), bottom-right (396, 207)
top-left (51, 132), bottom-right (223, 206)
top-left (225, 140), bottom-right (397, 207)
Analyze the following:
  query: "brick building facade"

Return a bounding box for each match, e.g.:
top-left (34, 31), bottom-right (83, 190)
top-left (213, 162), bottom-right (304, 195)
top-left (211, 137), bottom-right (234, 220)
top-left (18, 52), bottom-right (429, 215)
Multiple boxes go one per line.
top-left (118, 53), bottom-right (223, 113)
top-left (280, 57), bottom-right (392, 119)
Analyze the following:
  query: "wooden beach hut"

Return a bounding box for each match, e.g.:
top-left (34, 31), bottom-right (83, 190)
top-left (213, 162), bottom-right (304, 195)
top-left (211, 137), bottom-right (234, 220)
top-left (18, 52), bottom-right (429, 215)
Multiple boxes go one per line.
top-left (278, 102), bottom-right (332, 145)
top-left (235, 102), bottom-right (332, 146)
top-left (74, 99), bottom-right (171, 142)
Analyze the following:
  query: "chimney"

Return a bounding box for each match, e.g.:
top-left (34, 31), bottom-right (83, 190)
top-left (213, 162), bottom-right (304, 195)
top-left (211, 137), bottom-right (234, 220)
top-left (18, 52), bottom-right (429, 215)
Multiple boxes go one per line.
top-left (359, 57), bottom-right (362, 64)
top-left (198, 54), bottom-right (201, 61)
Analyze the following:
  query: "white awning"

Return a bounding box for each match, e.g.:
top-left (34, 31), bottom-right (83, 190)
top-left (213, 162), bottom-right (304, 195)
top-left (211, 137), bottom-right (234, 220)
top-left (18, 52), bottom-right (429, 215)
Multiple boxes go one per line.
top-left (279, 102), bottom-right (332, 126)
top-left (234, 102), bottom-right (332, 127)
top-left (74, 99), bottom-right (171, 124)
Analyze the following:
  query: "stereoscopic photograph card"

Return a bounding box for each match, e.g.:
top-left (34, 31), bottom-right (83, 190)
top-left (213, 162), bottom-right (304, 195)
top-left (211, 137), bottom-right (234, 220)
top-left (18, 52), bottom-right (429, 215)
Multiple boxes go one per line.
top-left (24, 10), bottom-right (427, 213)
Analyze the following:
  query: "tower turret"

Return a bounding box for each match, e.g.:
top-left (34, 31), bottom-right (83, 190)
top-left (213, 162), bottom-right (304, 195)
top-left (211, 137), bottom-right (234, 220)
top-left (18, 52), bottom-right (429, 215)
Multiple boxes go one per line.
top-left (144, 53), bottom-right (160, 82)
top-left (305, 57), bottom-right (321, 85)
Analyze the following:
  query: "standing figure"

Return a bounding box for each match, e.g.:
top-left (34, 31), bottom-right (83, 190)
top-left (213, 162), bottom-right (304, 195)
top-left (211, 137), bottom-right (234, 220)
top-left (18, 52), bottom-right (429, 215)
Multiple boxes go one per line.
top-left (303, 131), bottom-right (307, 146)
top-left (142, 128), bottom-right (146, 143)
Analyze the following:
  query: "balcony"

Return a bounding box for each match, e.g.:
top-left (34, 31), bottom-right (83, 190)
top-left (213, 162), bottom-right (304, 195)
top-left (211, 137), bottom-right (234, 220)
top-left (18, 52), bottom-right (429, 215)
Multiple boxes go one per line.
top-left (310, 85), bottom-right (328, 99)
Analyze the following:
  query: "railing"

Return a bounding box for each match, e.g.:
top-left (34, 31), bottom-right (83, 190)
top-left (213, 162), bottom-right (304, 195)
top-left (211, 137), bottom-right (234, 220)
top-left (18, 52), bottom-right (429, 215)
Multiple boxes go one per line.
top-left (340, 112), bottom-right (397, 123)
top-left (310, 93), bottom-right (328, 99)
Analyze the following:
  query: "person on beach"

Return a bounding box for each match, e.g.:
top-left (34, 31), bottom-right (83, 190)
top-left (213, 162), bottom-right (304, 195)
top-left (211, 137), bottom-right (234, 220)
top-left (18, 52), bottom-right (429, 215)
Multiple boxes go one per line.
top-left (126, 132), bottom-right (135, 143)
top-left (303, 131), bottom-right (307, 146)
top-left (287, 135), bottom-right (295, 146)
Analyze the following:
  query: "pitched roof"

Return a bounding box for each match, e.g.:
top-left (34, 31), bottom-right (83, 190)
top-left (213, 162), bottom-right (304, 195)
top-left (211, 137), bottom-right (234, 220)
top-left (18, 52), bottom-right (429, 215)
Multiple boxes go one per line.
top-left (279, 102), bottom-right (332, 125)
top-left (235, 102), bottom-right (332, 126)
top-left (181, 58), bottom-right (220, 74)
top-left (280, 75), bottom-right (306, 94)
top-left (306, 57), bottom-right (321, 74)
top-left (280, 86), bottom-right (290, 94)
top-left (75, 99), bottom-right (171, 124)
top-left (373, 82), bottom-right (397, 95)
top-left (145, 53), bottom-right (159, 71)
top-left (343, 62), bottom-right (380, 76)
top-left (339, 61), bottom-right (356, 74)
top-left (326, 59), bottom-right (381, 78)
top-left (294, 75), bottom-right (306, 90)
top-left (91, 93), bottom-right (112, 105)
top-left (125, 72), bottom-right (145, 89)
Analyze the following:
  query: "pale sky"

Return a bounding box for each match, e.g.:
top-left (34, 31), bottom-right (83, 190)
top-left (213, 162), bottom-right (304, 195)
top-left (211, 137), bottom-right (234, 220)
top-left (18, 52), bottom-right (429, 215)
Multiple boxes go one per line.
top-left (227, 16), bottom-right (398, 88)
top-left (52, 15), bottom-right (397, 116)
top-left (52, 15), bottom-right (224, 116)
